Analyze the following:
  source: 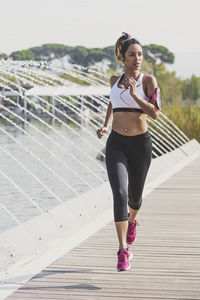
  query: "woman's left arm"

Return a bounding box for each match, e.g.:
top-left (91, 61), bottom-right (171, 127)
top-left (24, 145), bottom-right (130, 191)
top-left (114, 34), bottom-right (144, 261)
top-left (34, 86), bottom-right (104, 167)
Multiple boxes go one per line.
top-left (128, 75), bottom-right (160, 120)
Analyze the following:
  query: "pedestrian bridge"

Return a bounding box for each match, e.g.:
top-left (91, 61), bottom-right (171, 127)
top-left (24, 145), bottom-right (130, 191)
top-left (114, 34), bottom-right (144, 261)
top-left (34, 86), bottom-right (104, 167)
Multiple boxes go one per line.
top-left (0, 60), bottom-right (200, 300)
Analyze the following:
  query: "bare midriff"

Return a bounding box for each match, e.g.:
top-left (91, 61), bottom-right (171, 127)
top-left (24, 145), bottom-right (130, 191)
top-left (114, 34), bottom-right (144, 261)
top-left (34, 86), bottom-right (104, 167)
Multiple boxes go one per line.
top-left (112, 111), bottom-right (148, 136)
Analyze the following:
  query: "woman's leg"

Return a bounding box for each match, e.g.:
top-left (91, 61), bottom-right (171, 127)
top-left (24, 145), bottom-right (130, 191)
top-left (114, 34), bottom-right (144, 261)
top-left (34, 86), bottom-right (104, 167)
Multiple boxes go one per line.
top-left (127, 135), bottom-right (152, 216)
top-left (106, 138), bottom-right (129, 250)
top-left (128, 206), bottom-right (139, 223)
top-left (115, 221), bottom-right (128, 250)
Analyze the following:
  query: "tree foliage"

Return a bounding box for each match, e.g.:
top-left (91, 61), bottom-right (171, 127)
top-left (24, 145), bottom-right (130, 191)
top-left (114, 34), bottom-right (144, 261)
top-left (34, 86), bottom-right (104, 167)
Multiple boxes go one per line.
top-left (182, 75), bottom-right (200, 101)
top-left (9, 43), bottom-right (175, 75)
top-left (143, 44), bottom-right (174, 76)
top-left (0, 53), bottom-right (8, 59)
top-left (156, 64), bottom-right (183, 104)
top-left (9, 43), bottom-right (175, 73)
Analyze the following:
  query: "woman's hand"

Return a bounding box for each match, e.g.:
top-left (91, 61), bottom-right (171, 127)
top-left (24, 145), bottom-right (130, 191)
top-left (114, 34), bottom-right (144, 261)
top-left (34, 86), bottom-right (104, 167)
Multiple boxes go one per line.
top-left (96, 127), bottom-right (107, 139)
top-left (127, 76), bottom-right (137, 98)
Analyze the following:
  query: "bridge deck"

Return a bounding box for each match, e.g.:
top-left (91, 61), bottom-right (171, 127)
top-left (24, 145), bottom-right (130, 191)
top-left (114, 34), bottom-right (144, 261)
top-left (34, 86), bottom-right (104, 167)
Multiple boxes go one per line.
top-left (6, 156), bottom-right (200, 300)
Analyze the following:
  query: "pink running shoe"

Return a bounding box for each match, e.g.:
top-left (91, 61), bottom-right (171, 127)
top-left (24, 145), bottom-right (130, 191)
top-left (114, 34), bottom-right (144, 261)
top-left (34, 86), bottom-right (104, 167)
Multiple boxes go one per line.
top-left (117, 247), bottom-right (131, 271)
top-left (126, 212), bottom-right (139, 245)
top-left (126, 245), bottom-right (133, 261)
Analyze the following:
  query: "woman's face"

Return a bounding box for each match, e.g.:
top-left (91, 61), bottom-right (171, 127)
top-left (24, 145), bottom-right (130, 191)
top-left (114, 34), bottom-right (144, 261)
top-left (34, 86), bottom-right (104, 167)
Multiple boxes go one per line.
top-left (123, 43), bottom-right (143, 70)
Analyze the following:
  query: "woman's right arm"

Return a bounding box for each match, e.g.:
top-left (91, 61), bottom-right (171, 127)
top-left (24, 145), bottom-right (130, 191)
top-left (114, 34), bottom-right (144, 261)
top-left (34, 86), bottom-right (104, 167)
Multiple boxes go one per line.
top-left (103, 101), bottom-right (113, 128)
top-left (96, 76), bottom-right (118, 139)
top-left (96, 101), bottom-right (113, 139)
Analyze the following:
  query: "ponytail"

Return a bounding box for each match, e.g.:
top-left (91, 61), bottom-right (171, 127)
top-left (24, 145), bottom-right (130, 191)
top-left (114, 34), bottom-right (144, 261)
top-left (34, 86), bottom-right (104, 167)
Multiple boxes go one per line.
top-left (115, 32), bottom-right (142, 62)
top-left (115, 32), bottom-right (131, 62)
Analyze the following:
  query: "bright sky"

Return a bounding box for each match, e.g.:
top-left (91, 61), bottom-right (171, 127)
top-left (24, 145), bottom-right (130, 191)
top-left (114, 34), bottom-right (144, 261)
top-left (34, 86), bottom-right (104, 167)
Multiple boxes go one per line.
top-left (1, 0), bottom-right (200, 78)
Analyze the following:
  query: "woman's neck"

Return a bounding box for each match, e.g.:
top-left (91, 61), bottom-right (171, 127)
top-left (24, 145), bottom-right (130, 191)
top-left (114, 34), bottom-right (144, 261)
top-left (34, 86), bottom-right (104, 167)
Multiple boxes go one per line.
top-left (124, 69), bottom-right (140, 80)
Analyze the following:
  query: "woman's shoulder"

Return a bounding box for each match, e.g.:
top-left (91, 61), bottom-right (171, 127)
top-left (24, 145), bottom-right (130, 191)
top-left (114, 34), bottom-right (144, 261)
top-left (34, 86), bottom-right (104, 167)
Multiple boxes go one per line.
top-left (142, 74), bottom-right (158, 97)
top-left (143, 73), bottom-right (157, 84)
top-left (143, 73), bottom-right (158, 87)
top-left (109, 74), bottom-right (121, 88)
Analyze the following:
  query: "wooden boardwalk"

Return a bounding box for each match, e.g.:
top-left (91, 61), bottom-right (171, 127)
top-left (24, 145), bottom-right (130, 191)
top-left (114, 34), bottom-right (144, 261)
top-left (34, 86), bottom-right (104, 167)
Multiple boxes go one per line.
top-left (6, 156), bottom-right (200, 300)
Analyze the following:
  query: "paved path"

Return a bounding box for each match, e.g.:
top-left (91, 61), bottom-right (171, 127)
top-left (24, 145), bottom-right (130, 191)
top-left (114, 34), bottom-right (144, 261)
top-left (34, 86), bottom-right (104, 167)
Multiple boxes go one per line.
top-left (6, 156), bottom-right (200, 300)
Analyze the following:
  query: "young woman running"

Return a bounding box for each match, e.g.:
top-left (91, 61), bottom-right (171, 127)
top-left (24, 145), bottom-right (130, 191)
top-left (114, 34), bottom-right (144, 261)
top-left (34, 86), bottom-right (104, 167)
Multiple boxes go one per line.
top-left (96, 32), bottom-right (161, 271)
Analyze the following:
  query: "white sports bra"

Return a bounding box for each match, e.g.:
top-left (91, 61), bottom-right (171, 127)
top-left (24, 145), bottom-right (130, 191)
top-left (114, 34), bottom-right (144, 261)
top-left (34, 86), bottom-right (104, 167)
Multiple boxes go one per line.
top-left (110, 73), bottom-right (147, 113)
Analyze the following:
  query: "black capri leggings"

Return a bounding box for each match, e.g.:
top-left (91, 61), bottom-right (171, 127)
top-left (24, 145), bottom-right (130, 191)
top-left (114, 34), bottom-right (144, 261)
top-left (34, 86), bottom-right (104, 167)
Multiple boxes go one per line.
top-left (106, 129), bottom-right (152, 222)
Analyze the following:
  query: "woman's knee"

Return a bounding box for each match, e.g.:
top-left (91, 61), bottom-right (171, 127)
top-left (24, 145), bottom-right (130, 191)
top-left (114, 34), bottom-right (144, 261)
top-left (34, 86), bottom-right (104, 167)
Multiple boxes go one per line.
top-left (128, 197), bottom-right (142, 211)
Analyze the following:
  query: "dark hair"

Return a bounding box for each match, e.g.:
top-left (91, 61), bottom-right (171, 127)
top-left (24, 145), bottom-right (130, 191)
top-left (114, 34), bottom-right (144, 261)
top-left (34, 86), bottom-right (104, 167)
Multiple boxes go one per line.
top-left (115, 32), bottom-right (142, 62)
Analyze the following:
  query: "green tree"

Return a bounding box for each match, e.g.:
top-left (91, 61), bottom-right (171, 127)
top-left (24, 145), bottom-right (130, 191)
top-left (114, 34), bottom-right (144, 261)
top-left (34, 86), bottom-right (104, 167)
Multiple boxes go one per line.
top-left (143, 44), bottom-right (175, 76)
top-left (70, 46), bottom-right (89, 66)
top-left (10, 44), bottom-right (74, 61)
top-left (182, 75), bottom-right (200, 102)
top-left (0, 53), bottom-right (8, 59)
top-left (10, 50), bottom-right (35, 60)
top-left (190, 75), bottom-right (200, 101)
top-left (156, 64), bottom-right (183, 104)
